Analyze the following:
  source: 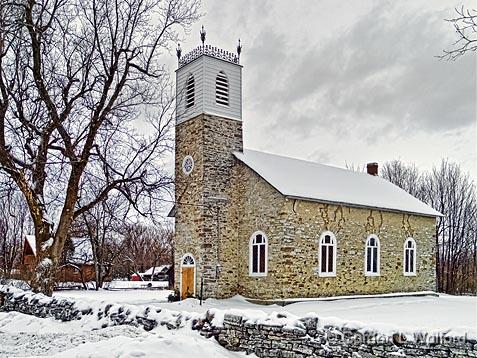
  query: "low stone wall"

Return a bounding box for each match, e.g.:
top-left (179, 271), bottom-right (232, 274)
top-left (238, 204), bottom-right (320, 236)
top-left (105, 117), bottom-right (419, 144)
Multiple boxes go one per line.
top-left (0, 286), bottom-right (185, 331)
top-left (196, 314), bottom-right (477, 358)
top-left (1, 286), bottom-right (476, 357)
top-left (1, 288), bottom-right (80, 321)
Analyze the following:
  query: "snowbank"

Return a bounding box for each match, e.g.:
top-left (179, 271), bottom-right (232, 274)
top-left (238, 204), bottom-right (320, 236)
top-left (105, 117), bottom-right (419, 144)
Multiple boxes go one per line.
top-left (3, 285), bottom-right (476, 342)
top-left (1, 285), bottom-right (476, 358)
top-left (0, 311), bottom-right (251, 358)
top-left (104, 280), bottom-right (169, 290)
top-left (0, 284), bottom-right (197, 332)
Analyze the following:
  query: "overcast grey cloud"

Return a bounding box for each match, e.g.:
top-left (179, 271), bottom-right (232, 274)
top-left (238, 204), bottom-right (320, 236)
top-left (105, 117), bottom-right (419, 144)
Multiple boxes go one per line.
top-left (175, 0), bottom-right (476, 179)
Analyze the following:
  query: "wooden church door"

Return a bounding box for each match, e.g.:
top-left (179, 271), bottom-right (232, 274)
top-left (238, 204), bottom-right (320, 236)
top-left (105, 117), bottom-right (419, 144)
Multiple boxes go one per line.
top-left (181, 254), bottom-right (196, 299)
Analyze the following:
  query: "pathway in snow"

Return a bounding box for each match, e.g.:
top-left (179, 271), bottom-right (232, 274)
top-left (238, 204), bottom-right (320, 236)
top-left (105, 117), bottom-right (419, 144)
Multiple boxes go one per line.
top-left (0, 324), bottom-right (142, 357)
top-left (54, 289), bottom-right (173, 306)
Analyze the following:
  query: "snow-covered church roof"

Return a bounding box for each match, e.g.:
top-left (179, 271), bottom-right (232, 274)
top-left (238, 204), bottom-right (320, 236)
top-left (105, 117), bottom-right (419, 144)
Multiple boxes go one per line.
top-left (234, 149), bottom-right (441, 217)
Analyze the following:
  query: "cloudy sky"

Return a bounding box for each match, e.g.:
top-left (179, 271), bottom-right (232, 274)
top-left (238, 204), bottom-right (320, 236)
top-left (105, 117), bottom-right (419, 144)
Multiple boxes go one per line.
top-left (172, 0), bottom-right (476, 180)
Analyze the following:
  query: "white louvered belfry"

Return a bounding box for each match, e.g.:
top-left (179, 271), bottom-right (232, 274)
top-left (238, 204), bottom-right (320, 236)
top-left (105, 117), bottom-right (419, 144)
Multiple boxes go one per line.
top-left (185, 74), bottom-right (195, 108)
top-left (176, 44), bottom-right (242, 124)
top-left (215, 71), bottom-right (229, 106)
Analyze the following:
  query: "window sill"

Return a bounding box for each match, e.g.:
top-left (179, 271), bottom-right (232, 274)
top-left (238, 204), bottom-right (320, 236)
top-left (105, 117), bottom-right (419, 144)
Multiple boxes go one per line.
top-left (249, 273), bottom-right (267, 278)
top-left (318, 273), bottom-right (336, 278)
top-left (365, 273), bottom-right (380, 277)
top-left (404, 273), bottom-right (417, 277)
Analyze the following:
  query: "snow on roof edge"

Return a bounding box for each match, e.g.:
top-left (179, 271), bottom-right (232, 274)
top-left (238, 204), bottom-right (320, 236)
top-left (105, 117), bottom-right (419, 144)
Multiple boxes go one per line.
top-left (234, 150), bottom-right (442, 218)
top-left (142, 265), bottom-right (171, 275)
top-left (23, 235), bottom-right (96, 263)
top-left (24, 235), bottom-right (37, 256)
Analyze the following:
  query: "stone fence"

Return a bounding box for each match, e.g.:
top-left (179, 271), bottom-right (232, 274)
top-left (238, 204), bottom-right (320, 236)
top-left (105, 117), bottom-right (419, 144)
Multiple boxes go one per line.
top-left (0, 286), bottom-right (185, 331)
top-left (196, 313), bottom-right (477, 357)
top-left (1, 286), bottom-right (476, 357)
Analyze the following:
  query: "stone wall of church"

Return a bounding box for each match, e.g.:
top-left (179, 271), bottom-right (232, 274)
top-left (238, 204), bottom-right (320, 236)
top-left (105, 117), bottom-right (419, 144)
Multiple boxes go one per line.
top-left (174, 115), bottom-right (205, 296)
top-left (200, 114), bottom-right (242, 298)
top-left (220, 164), bottom-right (436, 299)
top-left (174, 114), bottom-right (242, 298)
top-left (216, 159), bottom-right (286, 298)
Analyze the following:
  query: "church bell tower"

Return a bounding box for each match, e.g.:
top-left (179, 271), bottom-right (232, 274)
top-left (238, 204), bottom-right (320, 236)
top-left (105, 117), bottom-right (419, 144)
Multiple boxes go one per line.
top-left (172, 27), bottom-right (243, 299)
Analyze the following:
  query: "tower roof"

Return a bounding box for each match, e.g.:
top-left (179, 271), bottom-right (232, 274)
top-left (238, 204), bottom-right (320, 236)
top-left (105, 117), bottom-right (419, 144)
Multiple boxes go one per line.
top-left (176, 25), bottom-right (242, 68)
top-left (178, 44), bottom-right (240, 68)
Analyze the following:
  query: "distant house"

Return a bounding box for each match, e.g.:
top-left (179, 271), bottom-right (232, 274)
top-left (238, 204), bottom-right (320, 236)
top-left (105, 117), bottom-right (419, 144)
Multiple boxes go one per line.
top-left (22, 235), bottom-right (36, 267)
top-left (22, 235), bottom-right (97, 284)
top-left (131, 265), bottom-right (172, 282)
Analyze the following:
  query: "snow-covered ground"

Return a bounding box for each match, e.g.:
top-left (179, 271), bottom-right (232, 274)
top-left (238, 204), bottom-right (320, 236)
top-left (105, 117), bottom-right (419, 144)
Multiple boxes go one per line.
top-left (55, 288), bottom-right (172, 306)
top-left (0, 310), bottom-right (251, 358)
top-left (1, 289), bottom-right (476, 357)
top-left (55, 289), bottom-right (477, 338)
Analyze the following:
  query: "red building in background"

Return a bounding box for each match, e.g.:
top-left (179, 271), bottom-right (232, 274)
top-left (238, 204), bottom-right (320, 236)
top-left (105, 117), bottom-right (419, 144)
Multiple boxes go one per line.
top-left (22, 235), bottom-right (97, 284)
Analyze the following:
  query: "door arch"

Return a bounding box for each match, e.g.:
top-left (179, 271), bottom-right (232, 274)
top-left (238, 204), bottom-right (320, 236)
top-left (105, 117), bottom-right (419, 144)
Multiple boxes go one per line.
top-left (180, 253), bottom-right (196, 299)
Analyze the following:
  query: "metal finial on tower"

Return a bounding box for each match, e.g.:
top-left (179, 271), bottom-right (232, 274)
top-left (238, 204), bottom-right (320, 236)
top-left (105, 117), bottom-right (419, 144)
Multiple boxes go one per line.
top-left (200, 25), bottom-right (206, 46)
top-left (176, 44), bottom-right (182, 61)
top-left (237, 39), bottom-right (242, 61)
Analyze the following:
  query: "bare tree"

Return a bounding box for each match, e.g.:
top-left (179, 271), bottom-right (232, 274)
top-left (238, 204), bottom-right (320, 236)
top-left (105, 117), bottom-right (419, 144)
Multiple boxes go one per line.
top-left (345, 162), bottom-right (366, 173)
top-left (382, 159), bottom-right (477, 294)
top-left (60, 236), bottom-right (92, 290)
top-left (440, 6), bottom-right (477, 60)
top-left (0, 181), bottom-right (30, 277)
top-left (73, 191), bottom-right (130, 289)
top-left (423, 160), bottom-right (477, 294)
top-left (0, 0), bottom-right (199, 294)
top-left (381, 160), bottom-right (426, 201)
top-left (119, 222), bottom-right (173, 279)
top-left (73, 188), bottom-right (173, 287)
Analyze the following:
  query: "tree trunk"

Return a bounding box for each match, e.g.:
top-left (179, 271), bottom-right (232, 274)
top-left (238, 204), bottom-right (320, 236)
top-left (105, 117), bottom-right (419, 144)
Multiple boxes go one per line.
top-left (30, 220), bottom-right (73, 296)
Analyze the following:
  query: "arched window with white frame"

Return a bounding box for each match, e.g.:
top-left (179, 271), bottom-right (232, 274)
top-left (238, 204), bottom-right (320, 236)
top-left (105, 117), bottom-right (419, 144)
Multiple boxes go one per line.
top-left (365, 235), bottom-right (380, 276)
top-left (404, 238), bottom-right (417, 276)
top-left (249, 231), bottom-right (268, 276)
top-left (319, 231), bottom-right (337, 277)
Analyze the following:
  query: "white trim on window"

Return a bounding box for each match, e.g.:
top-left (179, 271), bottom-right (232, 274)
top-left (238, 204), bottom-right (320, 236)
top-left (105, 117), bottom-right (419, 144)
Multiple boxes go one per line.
top-left (182, 155), bottom-right (194, 175)
top-left (249, 231), bottom-right (268, 277)
top-left (403, 237), bottom-right (417, 276)
top-left (364, 234), bottom-right (380, 276)
top-left (318, 231), bottom-right (337, 277)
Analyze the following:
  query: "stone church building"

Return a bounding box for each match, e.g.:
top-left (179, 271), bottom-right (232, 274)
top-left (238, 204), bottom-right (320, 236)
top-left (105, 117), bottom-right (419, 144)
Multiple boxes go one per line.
top-left (170, 36), bottom-right (441, 300)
